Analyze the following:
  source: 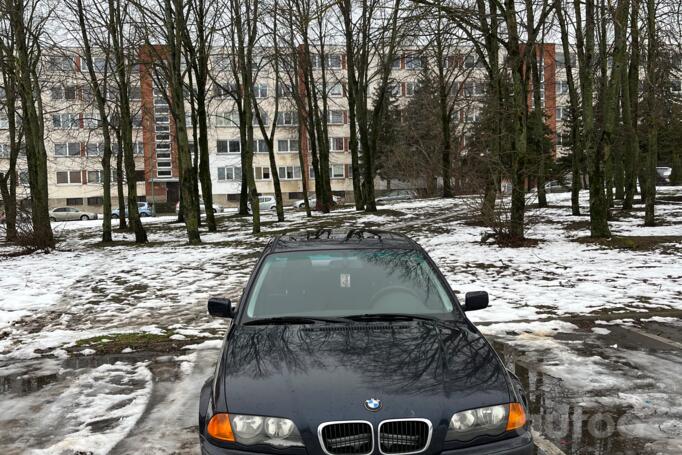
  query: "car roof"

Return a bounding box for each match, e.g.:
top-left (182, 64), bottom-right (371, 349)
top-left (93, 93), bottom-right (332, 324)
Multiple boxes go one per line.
top-left (267, 229), bottom-right (418, 253)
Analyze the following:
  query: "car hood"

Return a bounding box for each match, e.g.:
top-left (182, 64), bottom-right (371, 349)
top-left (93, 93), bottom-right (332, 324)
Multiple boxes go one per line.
top-left (221, 321), bottom-right (510, 426)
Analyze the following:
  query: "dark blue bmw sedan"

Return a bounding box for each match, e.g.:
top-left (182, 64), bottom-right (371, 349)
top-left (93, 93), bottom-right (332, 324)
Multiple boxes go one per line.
top-left (199, 229), bottom-right (532, 454)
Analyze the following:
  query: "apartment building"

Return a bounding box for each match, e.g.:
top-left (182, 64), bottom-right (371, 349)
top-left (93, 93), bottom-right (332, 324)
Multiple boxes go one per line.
top-left (4, 43), bottom-right (663, 211)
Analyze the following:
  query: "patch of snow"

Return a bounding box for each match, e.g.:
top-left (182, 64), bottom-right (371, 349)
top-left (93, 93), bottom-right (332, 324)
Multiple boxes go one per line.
top-left (28, 362), bottom-right (153, 455)
top-left (182, 339), bottom-right (223, 350)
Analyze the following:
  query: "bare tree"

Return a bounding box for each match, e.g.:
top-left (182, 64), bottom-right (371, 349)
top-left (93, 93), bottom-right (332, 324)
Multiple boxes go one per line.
top-left (4, 0), bottom-right (55, 249)
top-left (182, 0), bottom-right (220, 232)
top-left (109, 0), bottom-right (147, 243)
top-left (0, 21), bottom-right (23, 241)
top-left (133, 0), bottom-right (201, 243)
top-left (61, 0), bottom-right (116, 243)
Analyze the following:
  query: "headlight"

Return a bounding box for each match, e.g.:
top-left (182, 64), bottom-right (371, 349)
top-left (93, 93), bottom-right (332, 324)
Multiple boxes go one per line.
top-left (446, 403), bottom-right (527, 442)
top-left (207, 413), bottom-right (303, 448)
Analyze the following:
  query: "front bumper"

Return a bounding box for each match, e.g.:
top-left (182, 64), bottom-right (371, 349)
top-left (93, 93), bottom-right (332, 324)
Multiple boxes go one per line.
top-left (200, 433), bottom-right (533, 455)
top-left (442, 433), bottom-right (533, 454)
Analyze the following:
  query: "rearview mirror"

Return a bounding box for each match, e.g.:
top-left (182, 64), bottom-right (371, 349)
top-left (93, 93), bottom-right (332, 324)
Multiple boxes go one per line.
top-left (208, 297), bottom-right (233, 318)
top-left (463, 291), bottom-right (488, 312)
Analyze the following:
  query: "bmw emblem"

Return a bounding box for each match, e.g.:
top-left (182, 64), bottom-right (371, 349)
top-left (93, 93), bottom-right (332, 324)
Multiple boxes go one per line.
top-left (364, 398), bottom-right (382, 412)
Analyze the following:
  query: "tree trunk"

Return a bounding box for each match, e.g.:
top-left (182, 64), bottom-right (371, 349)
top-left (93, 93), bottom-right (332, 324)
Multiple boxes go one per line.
top-left (0, 45), bottom-right (20, 242)
top-left (10, 0), bottom-right (55, 250)
top-left (625, 0), bottom-right (641, 207)
top-left (644, 0), bottom-right (658, 226)
top-left (340, 0), bottom-right (364, 209)
top-left (111, 0), bottom-right (146, 243)
top-left (577, 0), bottom-right (611, 238)
top-left (197, 93), bottom-right (216, 231)
top-left (504, 0), bottom-right (527, 239)
top-left (621, 31), bottom-right (638, 210)
top-left (115, 132), bottom-right (127, 230)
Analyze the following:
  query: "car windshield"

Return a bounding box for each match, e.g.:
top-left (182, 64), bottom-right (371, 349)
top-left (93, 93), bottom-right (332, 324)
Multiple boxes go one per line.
top-left (244, 249), bottom-right (456, 321)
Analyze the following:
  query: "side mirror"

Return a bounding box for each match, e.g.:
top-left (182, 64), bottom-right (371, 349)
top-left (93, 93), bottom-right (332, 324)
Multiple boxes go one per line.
top-left (463, 291), bottom-right (488, 312)
top-left (208, 297), bottom-right (233, 318)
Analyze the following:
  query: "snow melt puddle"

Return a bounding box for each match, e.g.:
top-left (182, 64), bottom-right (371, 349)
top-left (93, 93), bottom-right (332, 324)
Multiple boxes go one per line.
top-left (486, 321), bottom-right (682, 454)
top-left (3, 361), bottom-right (152, 455)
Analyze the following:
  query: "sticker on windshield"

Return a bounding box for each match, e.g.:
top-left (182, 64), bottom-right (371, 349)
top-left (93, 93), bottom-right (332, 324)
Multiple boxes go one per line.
top-left (340, 273), bottom-right (351, 288)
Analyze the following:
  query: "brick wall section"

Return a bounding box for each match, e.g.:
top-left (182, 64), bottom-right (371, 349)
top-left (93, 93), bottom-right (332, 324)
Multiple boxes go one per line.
top-left (139, 46), bottom-right (157, 199)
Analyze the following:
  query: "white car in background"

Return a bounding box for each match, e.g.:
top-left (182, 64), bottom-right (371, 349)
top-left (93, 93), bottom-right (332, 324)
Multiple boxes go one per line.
top-left (657, 167), bottom-right (672, 181)
top-left (248, 195), bottom-right (277, 212)
top-left (375, 189), bottom-right (418, 204)
top-left (175, 201), bottom-right (224, 214)
top-left (49, 207), bottom-right (99, 221)
top-left (292, 195), bottom-right (342, 208)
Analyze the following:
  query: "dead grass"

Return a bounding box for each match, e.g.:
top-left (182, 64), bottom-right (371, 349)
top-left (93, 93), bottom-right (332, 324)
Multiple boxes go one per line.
top-left (70, 331), bottom-right (209, 355)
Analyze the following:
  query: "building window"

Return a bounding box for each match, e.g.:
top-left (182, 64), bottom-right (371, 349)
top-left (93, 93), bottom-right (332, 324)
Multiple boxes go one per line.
top-left (556, 131), bottom-right (571, 146)
top-left (329, 137), bottom-right (345, 152)
top-left (276, 82), bottom-right (293, 97)
top-left (255, 139), bottom-right (270, 153)
top-left (0, 115), bottom-right (8, 129)
top-left (255, 166), bottom-right (271, 180)
top-left (556, 106), bottom-right (570, 121)
top-left (328, 110), bottom-right (345, 125)
top-left (213, 83), bottom-right (233, 98)
top-left (66, 197), bottom-right (84, 206)
top-left (83, 112), bottom-right (101, 129)
top-left (87, 170), bottom-right (103, 184)
top-left (217, 139), bottom-right (241, 154)
top-left (474, 82), bottom-right (487, 96)
top-left (217, 166), bottom-right (242, 181)
top-left (462, 81), bottom-right (474, 97)
top-left (276, 111), bottom-right (298, 126)
top-left (556, 80), bottom-right (569, 95)
top-left (52, 113), bottom-right (79, 129)
top-left (48, 56), bottom-right (75, 72)
top-left (51, 85), bottom-right (78, 101)
top-left (215, 111), bottom-right (239, 127)
top-left (0, 144), bottom-right (9, 157)
top-left (277, 139), bottom-right (299, 153)
top-left (56, 170), bottom-right (82, 184)
top-left (331, 164), bottom-right (345, 179)
top-left (391, 56), bottom-right (401, 69)
top-left (93, 57), bottom-right (108, 73)
top-left (464, 54), bottom-right (483, 69)
top-left (310, 54), bottom-right (321, 69)
top-left (87, 196), bottom-right (104, 206)
top-left (326, 54), bottom-right (342, 69)
top-left (254, 109), bottom-right (269, 125)
top-left (405, 54), bottom-right (423, 69)
top-left (132, 114), bottom-right (143, 128)
top-left (134, 142), bottom-right (144, 155)
top-left (465, 109), bottom-right (480, 123)
top-left (86, 143), bottom-right (102, 156)
top-left (329, 83), bottom-right (343, 97)
top-left (405, 82), bottom-right (418, 96)
top-left (278, 166), bottom-right (301, 180)
top-left (130, 85), bottom-right (142, 100)
top-left (555, 52), bottom-right (576, 68)
top-left (671, 80), bottom-right (682, 93)
top-left (253, 83), bottom-right (268, 98)
top-left (55, 142), bottom-right (81, 157)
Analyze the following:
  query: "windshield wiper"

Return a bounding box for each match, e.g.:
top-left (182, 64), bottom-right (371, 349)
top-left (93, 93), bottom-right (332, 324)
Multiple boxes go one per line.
top-left (244, 316), bottom-right (347, 326)
top-left (340, 313), bottom-right (446, 323)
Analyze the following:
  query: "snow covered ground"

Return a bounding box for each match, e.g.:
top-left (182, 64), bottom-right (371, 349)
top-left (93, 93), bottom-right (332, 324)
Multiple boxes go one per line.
top-left (1, 187), bottom-right (681, 454)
